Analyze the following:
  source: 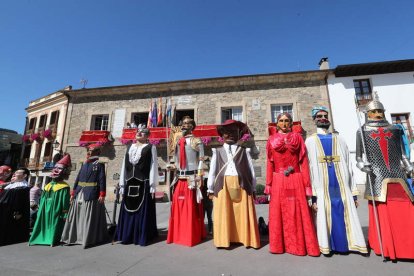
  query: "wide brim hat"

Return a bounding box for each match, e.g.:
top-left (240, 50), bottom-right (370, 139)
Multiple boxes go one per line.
top-left (217, 120), bottom-right (251, 141)
top-left (87, 143), bottom-right (102, 151)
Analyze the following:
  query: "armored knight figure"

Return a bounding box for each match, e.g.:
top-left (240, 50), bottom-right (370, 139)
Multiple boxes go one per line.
top-left (356, 96), bottom-right (414, 261)
top-left (166, 116), bottom-right (206, 247)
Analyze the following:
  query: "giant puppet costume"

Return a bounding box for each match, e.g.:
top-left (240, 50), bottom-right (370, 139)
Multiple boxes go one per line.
top-left (207, 120), bottom-right (260, 249)
top-left (0, 168), bottom-right (30, 246)
top-left (61, 144), bottom-right (108, 248)
top-left (306, 106), bottom-right (367, 255)
top-left (115, 125), bottom-right (159, 246)
top-left (265, 113), bottom-right (319, 256)
top-left (167, 116), bottom-right (206, 247)
top-left (29, 154), bottom-right (71, 246)
top-left (356, 97), bottom-right (414, 260)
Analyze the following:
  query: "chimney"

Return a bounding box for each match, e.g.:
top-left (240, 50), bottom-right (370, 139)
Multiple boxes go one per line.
top-left (63, 85), bottom-right (72, 91)
top-left (319, 57), bottom-right (329, 70)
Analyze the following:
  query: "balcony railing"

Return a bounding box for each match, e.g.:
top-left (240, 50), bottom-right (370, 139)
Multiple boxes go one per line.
top-left (27, 158), bottom-right (39, 169)
top-left (42, 156), bottom-right (52, 163)
top-left (36, 126), bottom-right (46, 133)
top-left (25, 128), bottom-right (35, 135)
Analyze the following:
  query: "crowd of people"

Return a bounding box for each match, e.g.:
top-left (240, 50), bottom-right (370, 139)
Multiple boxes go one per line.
top-left (0, 96), bottom-right (413, 262)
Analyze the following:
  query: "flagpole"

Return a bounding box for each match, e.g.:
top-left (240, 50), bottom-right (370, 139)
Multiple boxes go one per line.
top-left (166, 97), bottom-right (172, 204)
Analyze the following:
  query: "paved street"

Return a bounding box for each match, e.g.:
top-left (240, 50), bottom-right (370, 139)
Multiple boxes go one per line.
top-left (0, 199), bottom-right (412, 276)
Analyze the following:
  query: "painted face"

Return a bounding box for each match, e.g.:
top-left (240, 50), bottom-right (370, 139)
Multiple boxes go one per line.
top-left (135, 130), bottom-right (148, 143)
top-left (50, 163), bottom-right (66, 179)
top-left (86, 148), bottom-right (99, 159)
top-left (222, 126), bottom-right (238, 144)
top-left (277, 115), bottom-right (292, 133)
top-left (367, 109), bottom-right (385, 121)
top-left (181, 118), bottom-right (194, 135)
top-left (314, 111), bottom-right (331, 129)
top-left (11, 170), bottom-right (26, 182)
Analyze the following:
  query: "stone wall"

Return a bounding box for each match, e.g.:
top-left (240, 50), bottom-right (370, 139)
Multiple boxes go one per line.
top-left (63, 71), bottom-right (330, 200)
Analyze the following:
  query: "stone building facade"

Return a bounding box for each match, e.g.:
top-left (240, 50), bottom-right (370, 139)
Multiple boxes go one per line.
top-left (63, 70), bottom-right (330, 200)
top-left (22, 89), bottom-right (69, 187)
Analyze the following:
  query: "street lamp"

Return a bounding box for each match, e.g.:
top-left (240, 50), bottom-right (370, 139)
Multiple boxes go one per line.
top-left (52, 140), bottom-right (60, 149)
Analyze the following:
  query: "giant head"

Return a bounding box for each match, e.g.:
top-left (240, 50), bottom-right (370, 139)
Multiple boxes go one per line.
top-left (312, 106), bottom-right (331, 129)
top-left (50, 154), bottom-right (72, 180)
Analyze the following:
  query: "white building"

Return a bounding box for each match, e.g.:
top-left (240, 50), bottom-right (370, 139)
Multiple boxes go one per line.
top-left (327, 59), bottom-right (414, 185)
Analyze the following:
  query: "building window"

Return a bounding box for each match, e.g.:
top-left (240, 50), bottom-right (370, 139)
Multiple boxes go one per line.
top-left (271, 104), bottom-right (293, 122)
top-left (354, 79), bottom-right (372, 104)
top-left (91, 115), bottom-right (109, 131)
top-left (391, 113), bottom-right (413, 141)
top-left (174, 109), bottom-right (194, 126)
top-left (38, 114), bottom-right (47, 130)
top-left (27, 117), bottom-right (37, 134)
top-left (49, 110), bottom-right (59, 130)
top-left (221, 107), bottom-right (243, 123)
top-left (43, 141), bottom-right (53, 162)
top-left (131, 112), bottom-right (148, 127)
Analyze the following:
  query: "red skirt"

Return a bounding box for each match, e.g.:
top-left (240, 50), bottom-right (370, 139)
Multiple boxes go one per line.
top-left (167, 179), bottom-right (206, 247)
top-left (268, 172), bottom-right (320, 256)
top-left (368, 183), bottom-right (414, 260)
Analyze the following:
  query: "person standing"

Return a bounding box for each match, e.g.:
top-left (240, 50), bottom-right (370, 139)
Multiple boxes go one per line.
top-left (61, 144), bottom-right (108, 248)
top-left (265, 113), bottom-right (319, 256)
top-left (29, 182), bottom-right (42, 228)
top-left (306, 106), bottom-right (367, 255)
top-left (29, 155), bottom-right (72, 246)
top-left (207, 120), bottom-right (260, 249)
top-left (167, 116), bottom-right (206, 247)
top-left (356, 97), bottom-right (414, 260)
top-left (0, 168), bottom-right (30, 246)
top-left (115, 126), bottom-right (159, 246)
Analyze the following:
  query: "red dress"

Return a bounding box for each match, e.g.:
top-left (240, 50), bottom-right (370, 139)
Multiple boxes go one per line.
top-left (368, 183), bottom-right (414, 260)
top-left (266, 132), bottom-right (320, 256)
top-left (167, 179), bottom-right (206, 247)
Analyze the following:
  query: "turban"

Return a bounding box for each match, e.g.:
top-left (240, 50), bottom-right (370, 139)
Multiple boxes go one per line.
top-left (311, 106), bottom-right (329, 119)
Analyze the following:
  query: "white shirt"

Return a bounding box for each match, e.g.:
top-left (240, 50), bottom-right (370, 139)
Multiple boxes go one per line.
top-left (207, 144), bottom-right (256, 193)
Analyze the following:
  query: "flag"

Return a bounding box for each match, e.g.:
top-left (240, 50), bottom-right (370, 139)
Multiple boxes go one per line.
top-left (157, 97), bottom-right (163, 126)
top-left (166, 98), bottom-right (172, 127)
top-left (152, 100), bottom-right (158, 127)
top-left (171, 104), bottom-right (176, 126)
top-left (147, 99), bottom-right (153, 128)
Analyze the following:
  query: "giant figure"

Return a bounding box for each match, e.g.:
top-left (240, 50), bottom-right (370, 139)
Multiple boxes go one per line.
top-left (167, 116), bottom-right (206, 246)
top-left (306, 106), bottom-right (367, 255)
top-left (116, 125), bottom-right (159, 246)
top-left (29, 154), bottom-right (71, 246)
top-left (0, 168), bottom-right (30, 246)
top-left (207, 120), bottom-right (260, 249)
top-left (266, 113), bottom-right (319, 256)
top-left (356, 98), bottom-right (414, 260)
top-left (61, 144), bottom-right (108, 248)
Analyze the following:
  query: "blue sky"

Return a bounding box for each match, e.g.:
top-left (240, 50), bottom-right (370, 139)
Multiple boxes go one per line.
top-left (1, 0), bottom-right (413, 133)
